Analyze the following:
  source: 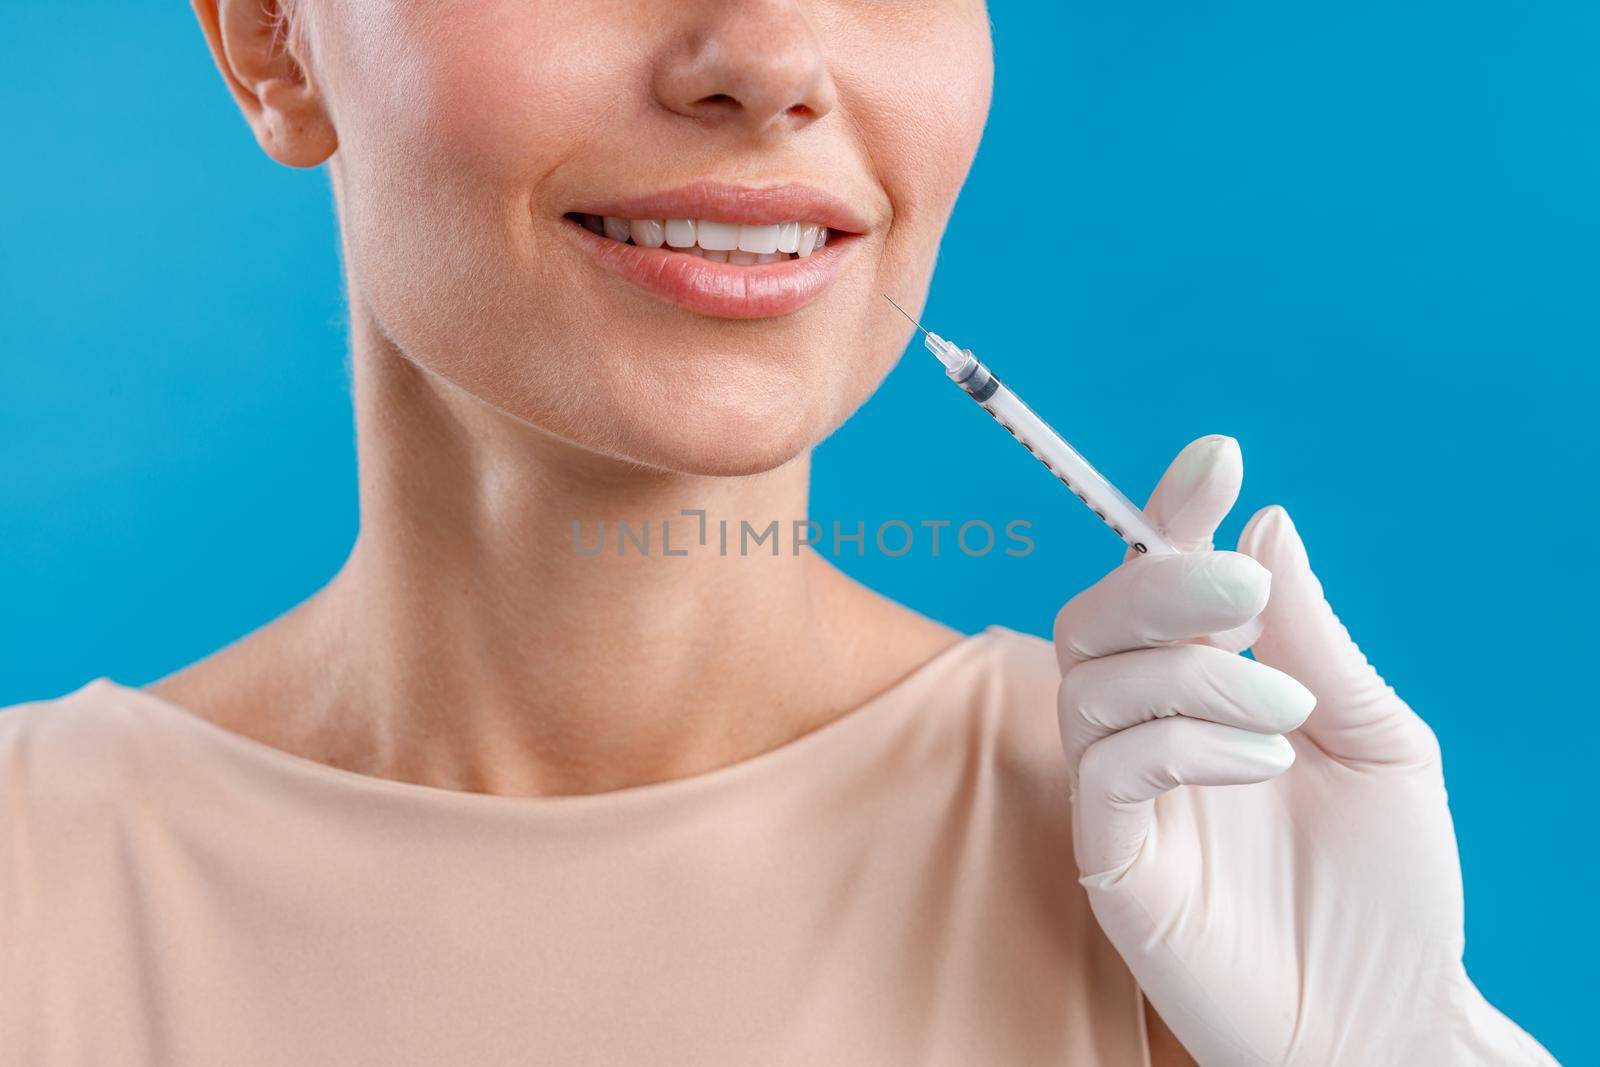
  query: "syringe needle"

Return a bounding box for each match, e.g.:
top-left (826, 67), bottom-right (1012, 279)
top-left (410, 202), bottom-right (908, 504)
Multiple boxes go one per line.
top-left (883, 294), bottom-right (931, 338)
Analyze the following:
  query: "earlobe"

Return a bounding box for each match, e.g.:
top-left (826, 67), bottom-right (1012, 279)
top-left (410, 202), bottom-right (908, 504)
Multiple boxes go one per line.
top-left (255, 72), bottom-right (339, 169)
top-left (191, 0), bottom-right (337, 169)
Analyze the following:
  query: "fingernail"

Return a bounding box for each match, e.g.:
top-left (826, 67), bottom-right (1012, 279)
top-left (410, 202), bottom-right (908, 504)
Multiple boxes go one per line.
top-left (1267, 506), bottom-right (1309, 572)
top-left (1242, 504), bottom-right (1303, 575)
top-left (1235, 732), bottom-right (1296, 775)
top-left (1188, 552), bottom-right (1272, 615)
top-left (1168, 435), bottom-right (1240, 494)
top-left (1246, 664), bottom-right (1318, 731)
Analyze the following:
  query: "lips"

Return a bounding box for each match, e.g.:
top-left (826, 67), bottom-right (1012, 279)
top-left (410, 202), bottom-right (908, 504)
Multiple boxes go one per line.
top-left (575, 182), bottom-right (869, 232)
top-left (559, 182), bottom-right (866, 319)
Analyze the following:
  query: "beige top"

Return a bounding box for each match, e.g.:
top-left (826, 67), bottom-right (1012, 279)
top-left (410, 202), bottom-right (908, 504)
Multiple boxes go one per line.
top-left (0, 627), bottom-right (1148, 1066)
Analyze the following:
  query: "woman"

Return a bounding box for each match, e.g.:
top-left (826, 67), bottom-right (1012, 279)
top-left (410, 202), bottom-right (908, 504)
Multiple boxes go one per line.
top-left (0, 1), bottom-right (1556, 1063)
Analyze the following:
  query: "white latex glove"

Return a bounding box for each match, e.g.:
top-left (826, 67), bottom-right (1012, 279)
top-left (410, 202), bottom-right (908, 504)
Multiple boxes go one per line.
top-left (1056, 436), bottom-right (1557, 1066)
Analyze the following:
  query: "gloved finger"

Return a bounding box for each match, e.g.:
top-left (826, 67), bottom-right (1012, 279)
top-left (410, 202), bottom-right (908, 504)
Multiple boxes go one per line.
top-left (1125, 434), bottom-right (1243, 558)
top-left (1072, 717), bottom-right (1296, 886)
top-left (1123, 435), bottom-right (1262, 652)
top-left (1058, 644), bottom-right (1315, 795)
top-left (1238, 505), bottom-right (1441, 767)
top-left (1205, 614), bottom-right (1263, 654)
top-left (1054, 550), bottom-right (1271, 673)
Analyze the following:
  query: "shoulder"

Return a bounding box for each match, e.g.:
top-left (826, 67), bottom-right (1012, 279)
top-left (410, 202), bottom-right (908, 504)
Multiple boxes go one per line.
top-left (963, 624), bottom-right (1062, 706)
top-left (952, 625), bottom-right (1065, 775)
top-left (0, 679), bottom-right (166, 834)
top-left (905, 628), bottom-right (1139, 1012)
top-left (0, 679), bottom-right (210, 955)
top-left (1, 678), bottom-right (149, 763)
top-left (906, 625), bottom-right (1072, 829)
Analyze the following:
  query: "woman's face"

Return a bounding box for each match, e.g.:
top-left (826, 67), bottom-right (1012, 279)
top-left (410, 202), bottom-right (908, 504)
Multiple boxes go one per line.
top-left (306, 0), bottom-right (992, 475)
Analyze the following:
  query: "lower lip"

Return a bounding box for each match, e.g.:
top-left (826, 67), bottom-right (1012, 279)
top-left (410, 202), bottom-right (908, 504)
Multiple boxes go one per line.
top-left (561, 221), bottom-right (857, 319)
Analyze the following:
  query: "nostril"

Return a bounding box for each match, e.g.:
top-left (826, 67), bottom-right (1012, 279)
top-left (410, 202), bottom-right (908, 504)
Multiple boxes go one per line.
top-left (786, 104), bottom-right (813, 120)
top-left (695, 93), bottom-right (739, 110)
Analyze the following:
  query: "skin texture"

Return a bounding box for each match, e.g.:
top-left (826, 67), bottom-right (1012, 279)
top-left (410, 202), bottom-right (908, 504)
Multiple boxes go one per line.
top-left (174, 1), bottom-right (1194, 1060)
top-left (297, 0), bottom-right (986, 476)
top-left (175, 0), bottom-right (990, 797)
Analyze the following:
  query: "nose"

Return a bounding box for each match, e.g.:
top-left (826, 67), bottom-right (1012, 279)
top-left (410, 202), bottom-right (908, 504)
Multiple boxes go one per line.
top-left (652, 0), bottom-right (837, 135)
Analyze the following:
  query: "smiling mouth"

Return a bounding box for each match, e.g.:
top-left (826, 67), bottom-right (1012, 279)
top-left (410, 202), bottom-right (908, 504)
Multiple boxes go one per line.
top-left (558, 182), bottom-right (863, 319)
top-left (564, 213), bottom-right (831, 263)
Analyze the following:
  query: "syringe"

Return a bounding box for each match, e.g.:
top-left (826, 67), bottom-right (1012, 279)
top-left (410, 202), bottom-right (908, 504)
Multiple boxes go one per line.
top-left (886, 295), bottom-right (1176, 558)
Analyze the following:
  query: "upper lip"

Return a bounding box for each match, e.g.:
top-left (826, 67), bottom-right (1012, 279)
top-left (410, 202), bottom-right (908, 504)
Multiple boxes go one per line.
top-left (567, 181), bottom-right (870, 234)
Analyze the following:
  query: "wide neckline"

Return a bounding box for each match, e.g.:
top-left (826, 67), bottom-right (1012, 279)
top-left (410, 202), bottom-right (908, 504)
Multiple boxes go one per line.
top-left (84, 627), bottom-right (1008, 818)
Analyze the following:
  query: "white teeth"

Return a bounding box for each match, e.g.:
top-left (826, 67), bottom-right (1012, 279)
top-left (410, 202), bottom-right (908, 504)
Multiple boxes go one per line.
top-left (629, 219), bottom-right (665, 248)
top-left (796, 223), bottom-right (821, 258)
top-left (583, 213), bottom-right (836, 261)
top-left (664, 218), bottom-right (697, 248)
top-left (776, 221), bottom-right (800, 254)
top-left (737, 224), bottom-right (780, 254)
top-left (696, 220), bottom-right (740, 251)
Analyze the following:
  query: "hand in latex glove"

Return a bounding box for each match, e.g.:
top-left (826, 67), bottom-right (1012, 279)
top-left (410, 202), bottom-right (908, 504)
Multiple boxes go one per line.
top-left (1056, 436), bottom-right (1556, 1066)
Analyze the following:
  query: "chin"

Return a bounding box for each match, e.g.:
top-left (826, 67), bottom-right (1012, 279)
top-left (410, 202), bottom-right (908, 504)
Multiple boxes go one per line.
top-left (519, 329), bottom-right (862, 477)
top-left (601, 385), bottom-right (831, 477)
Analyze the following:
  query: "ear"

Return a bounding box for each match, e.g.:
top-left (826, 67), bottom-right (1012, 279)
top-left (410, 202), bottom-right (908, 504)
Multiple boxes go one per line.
top-left (191, 0), bottom-right (337, 168)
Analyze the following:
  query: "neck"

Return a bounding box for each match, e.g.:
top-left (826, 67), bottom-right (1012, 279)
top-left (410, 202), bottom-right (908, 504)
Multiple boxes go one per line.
top-left (275, 320), bottom-right (954, 795)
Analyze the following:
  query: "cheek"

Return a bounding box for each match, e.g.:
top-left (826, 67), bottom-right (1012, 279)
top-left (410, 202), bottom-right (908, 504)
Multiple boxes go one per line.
top-left (828, 5), bottom-right (994, 232)
top-left (405, 10), bottom-right (621, 180)
top-left (325, 3), bottom-right (629, 375)
top-left (820, 7), bottom-right (992, 410)
top-left (335, 3), bottom-right (622, 213)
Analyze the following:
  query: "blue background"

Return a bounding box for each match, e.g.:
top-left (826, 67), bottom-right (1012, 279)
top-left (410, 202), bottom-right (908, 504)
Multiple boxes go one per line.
top-left (3, 2), bottom-right (1592, 1057)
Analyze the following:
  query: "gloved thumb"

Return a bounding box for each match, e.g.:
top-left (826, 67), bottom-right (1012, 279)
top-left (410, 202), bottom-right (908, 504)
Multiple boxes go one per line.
top-left (1237, 505), bottom-right (1440, 766)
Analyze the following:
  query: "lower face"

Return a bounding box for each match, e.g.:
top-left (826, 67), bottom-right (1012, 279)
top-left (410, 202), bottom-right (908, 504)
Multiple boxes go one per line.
top-left (319, 1), bottom-right (993, 476)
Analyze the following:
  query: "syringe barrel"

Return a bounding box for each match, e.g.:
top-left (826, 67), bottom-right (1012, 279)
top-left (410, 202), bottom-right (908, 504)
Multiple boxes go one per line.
top-left (971, 375), bottom-right (1176, 556)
